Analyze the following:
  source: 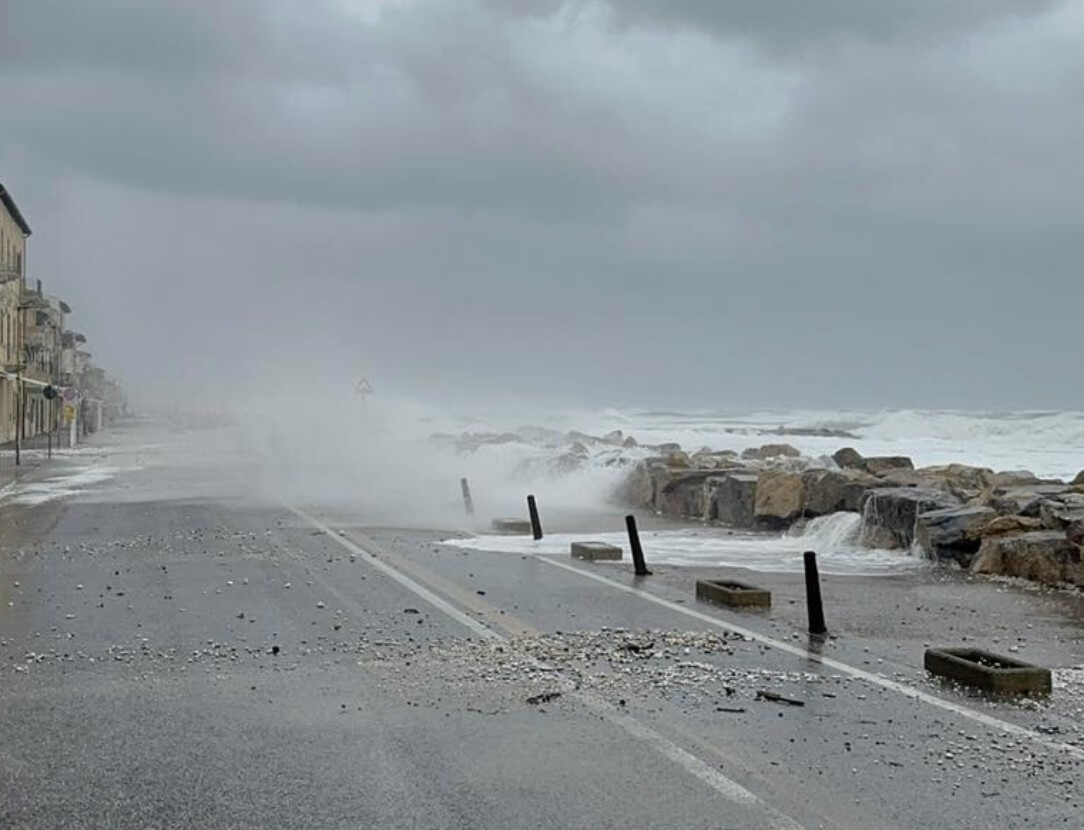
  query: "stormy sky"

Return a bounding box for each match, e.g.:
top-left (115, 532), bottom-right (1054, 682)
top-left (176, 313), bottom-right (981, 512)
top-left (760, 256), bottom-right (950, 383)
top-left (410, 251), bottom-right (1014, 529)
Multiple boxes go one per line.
top-left (1, 0), bottom-right (1082, 411)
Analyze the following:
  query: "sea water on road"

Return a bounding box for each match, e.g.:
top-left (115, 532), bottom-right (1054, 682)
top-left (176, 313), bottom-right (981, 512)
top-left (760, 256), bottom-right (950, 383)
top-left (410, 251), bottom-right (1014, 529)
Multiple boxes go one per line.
top-left (444, 512), bottom-right (926, 575)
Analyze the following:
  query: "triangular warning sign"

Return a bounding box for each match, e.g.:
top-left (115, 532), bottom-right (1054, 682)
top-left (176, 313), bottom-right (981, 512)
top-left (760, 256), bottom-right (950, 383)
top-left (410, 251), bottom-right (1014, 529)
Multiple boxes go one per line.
top-left (355, 378), bottom-right (374, 395)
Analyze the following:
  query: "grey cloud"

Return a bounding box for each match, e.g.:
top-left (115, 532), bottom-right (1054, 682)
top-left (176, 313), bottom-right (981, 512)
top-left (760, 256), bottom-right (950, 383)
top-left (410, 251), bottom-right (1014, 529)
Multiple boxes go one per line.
top-left (0, 0), bottom-right (1082, 410)
top-left (489, 0), bottom-right (1061, 47)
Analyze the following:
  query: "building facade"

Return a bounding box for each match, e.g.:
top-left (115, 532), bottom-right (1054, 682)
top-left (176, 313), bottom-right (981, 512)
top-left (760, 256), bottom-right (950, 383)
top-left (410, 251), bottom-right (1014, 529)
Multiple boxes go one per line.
top-left (0, 184), bottom-right (31, 445)
top-left (21, 286), bottom-right (68, 438)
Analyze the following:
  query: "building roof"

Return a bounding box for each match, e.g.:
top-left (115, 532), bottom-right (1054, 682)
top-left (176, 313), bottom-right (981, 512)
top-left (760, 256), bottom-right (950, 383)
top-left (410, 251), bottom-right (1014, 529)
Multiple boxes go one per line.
top-left (0, 184), bottom-right (32, 236)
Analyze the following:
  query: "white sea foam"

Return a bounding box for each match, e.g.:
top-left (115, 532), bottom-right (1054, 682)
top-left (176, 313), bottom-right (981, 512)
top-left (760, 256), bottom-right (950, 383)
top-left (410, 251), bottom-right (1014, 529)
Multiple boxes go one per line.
top-left (443, 513), bottom-right (922, 576)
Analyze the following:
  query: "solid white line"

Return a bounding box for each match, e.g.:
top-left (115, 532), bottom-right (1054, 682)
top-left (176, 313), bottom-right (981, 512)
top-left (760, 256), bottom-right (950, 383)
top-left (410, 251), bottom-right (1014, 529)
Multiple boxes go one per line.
top-left (537, 556), bottom-right (1084, 761)
top-left (282, 504), bottom-right (498, 640)
top-left (285, 503), bottom-right (805, 830)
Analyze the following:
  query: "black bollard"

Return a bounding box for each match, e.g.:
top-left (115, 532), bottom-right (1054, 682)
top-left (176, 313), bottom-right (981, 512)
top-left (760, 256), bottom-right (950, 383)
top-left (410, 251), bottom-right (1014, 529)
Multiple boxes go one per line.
top-left (460, 477), bottom-right (474, 516)
top-left (625, 515), bottom-right (652, 576)
top-left (527, 494), bottom-right (543, 540)
top-left (803, 551), bottom-right (827, 636)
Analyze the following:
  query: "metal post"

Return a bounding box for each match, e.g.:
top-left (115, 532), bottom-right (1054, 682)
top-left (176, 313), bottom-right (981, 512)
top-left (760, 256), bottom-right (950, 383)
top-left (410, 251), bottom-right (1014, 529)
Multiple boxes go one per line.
top-left (803, 551), bottom-right (827, 636)
top-left (625, 514), bottom-right (652, 576)
top-left (527, 494), bottom-right (543, 540)
top-left (14, 373), bottom-right (21, 467)
top-left (460, 477), bottom-right (474, 516)
top-left (47, 398), bottom-right (52, 459)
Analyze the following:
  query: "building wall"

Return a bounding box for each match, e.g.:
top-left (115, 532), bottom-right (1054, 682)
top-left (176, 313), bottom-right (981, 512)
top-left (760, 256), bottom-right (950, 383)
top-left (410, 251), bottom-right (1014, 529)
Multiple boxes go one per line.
top-left (0, 202), bottom-right (28, 445)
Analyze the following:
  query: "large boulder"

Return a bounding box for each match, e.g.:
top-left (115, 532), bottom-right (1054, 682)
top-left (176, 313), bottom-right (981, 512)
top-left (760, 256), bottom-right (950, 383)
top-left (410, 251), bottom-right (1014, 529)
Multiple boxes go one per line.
top-left (690, 449), bottom-right (746, 471)
top-left (914, 464), bottom-right (994, 501)
top-left (862, 456), bottom-right (915, 476)
top-left (985, 485), bottom-right (1071, 517)
top-left (832, 447), bottom-right (865, 470)
top-left (1073, 470), bottom-right (1084, 486)
top-left (656, 470), bottom-right (721, 520)
top-left (742, 443), bottom-right (801, 461)
top-left (709, 472), bottom-right (759, 528)
top-left (618, 458), bottom-right (669, 508)
top-left (979, 514), bottom-right (1045, 537)
top-left (860, 487), bottom-right (960, 549)
top-left (801, 468), bottom-right (883, 515)
top-left (663, 449), bottom-right (692, 469)
top-left (753, 470), bottom-right (805, 528)
top-left (970, 531), bottom-right (1084, 587)
top-left (988, 470), bottom-right (1043, 488)
top-left (1067, 521), bottom-right (1084, 547)
top-left (914, 505), bottom-right (997, 566)
top-left (1038, 493), bottom-right (1084, 530)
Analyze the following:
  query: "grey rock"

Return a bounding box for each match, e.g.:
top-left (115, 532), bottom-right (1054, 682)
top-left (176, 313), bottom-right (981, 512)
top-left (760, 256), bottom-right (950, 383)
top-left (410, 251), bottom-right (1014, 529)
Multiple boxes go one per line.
top-left (860, 487), bottom-right (959, 549)
top-left (986, 485), bottom-right (1071, 517)
top-left (1037, 494), bottom-right (1084, 530)
top-left (832, 447), bottom-right (865, 470)
top-left (971, 531), bottom-right (1084, 587)
top-left (914, 505), bottom-right (996, 566)
top-left (753, 470), bottom-right (804, 528)
top-left (1067, 521), bottom-right (1084, 547)
top-left (709, 473), bottom-right (759, 527)
top-left (657, 471), bottom-right (721, 520)
top-left (741, 443), bottom-right (801, 461)
top-left (801, 468), bottom-right (881, 515)
top-left (862, 456), bottom-right (915, 476)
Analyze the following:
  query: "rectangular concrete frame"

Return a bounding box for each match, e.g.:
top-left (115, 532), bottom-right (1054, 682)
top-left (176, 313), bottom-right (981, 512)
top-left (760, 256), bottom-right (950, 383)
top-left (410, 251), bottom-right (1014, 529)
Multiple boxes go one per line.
top-left (491, 518), bottom-right (533, 534)
top-left (570, 542), bottom-right (623, 561)
top-left (924, 647), bottom-right (1052, 695)
top-left (695, 579), bottom-right (771, 609)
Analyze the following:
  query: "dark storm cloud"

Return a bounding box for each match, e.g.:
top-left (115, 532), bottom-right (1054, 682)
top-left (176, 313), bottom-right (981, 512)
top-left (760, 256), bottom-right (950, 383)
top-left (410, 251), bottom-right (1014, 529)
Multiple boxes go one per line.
top-left (0, 0), bottom-right (1082, 409)
top-left (553, 0), bottom-right (1060, 46)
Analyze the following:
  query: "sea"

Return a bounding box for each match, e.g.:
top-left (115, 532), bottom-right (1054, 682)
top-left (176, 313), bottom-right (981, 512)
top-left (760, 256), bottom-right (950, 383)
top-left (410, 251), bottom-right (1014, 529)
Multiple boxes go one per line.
top-left (263, 399), bottom-right (1084, 576)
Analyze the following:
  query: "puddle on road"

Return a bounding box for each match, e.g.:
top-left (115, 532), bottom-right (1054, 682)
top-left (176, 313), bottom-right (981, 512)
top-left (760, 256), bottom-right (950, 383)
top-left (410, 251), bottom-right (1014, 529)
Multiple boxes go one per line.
top-left (3, 464), bottom-right (137, 506)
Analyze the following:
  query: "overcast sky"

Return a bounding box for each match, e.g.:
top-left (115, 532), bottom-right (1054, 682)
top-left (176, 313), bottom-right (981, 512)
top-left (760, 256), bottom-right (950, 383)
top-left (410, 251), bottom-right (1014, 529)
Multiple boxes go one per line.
top-left (1, 0), bottom-right (1081, 412)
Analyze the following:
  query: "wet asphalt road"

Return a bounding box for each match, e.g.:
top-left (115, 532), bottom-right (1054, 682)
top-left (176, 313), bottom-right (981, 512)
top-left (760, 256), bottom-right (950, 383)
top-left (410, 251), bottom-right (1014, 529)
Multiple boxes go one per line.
top-left (1, 424), bottom-right (1083, 829)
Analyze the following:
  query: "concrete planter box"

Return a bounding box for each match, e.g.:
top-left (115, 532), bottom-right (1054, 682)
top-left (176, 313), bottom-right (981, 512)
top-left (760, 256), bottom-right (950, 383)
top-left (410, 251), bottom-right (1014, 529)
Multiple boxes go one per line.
top-left (491, 518), bottom-right (532, 534)
top-left (570, 542), bottom-right (623, 561)
top-left (695, 579), bottom-right (771, 609)
top-left (924, 647), bottom-right (1051, 695)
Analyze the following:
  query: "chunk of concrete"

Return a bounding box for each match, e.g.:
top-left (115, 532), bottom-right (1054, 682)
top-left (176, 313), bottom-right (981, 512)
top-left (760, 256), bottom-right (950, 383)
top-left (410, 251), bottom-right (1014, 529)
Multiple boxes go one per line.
top-left (924, 647), bottom-right (1051, 695)
top-left (491, 518), bottom-right (532, 534)
top-left (570, 541), bottom-right (623, 561)
top-left (695, 579), bottom-right (771, 608)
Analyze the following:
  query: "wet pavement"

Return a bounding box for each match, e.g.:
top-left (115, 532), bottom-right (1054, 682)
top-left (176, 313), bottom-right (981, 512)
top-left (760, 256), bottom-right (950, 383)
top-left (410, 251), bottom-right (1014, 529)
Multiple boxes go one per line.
top-left (1, 422), bottom-right (1082, 828)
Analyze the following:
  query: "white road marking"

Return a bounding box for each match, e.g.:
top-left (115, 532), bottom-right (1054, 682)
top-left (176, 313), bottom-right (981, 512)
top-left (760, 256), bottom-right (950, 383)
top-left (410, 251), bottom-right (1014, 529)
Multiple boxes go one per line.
top-left (282, 505), bottom-right (498, 640)
top-left (285, 503), bottom-right (805, 830)
top-left (538, 556), bottom-right (1084, 762)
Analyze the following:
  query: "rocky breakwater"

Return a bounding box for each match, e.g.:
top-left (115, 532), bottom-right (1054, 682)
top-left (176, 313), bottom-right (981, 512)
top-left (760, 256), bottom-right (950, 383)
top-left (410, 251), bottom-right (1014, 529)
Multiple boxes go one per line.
top-left (620, 445), bottom-right (1084, 589)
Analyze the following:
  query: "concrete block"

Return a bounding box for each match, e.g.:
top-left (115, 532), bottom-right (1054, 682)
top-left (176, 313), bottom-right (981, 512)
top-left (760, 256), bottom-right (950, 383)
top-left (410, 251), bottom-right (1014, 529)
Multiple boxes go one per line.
top-left (695, 579), bottom-right (771, 609)
top-left (491, 518), bottom-right (532, 534)
top-left (924, 647), bottom-right (1051, 695)
top-left (570, 542), bottom-right (623, 561)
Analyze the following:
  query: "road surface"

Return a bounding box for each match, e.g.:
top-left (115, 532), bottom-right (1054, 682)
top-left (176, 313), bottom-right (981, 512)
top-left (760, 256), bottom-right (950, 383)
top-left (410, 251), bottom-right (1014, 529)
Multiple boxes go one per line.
top-left (1, 421), bottom-right (1082, 828)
